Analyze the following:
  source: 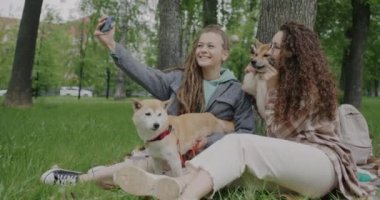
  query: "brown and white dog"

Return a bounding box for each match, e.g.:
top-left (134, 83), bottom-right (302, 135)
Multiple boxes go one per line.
top-left (131, 99), bottom-right (234, 176)
top-left (242, 40), bottom-right (278, 118)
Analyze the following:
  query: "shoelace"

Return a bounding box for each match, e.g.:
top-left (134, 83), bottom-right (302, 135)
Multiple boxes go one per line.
top-left (54, 172), bottom-right (78, 184)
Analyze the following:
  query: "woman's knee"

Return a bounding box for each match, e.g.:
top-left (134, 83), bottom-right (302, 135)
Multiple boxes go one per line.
top-left (222, 134), bottom-right (263, 150)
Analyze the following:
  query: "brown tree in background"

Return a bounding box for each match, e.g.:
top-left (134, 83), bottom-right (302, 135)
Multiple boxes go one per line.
top-left (342, 0), bottom-right (370, 109)
top-left (3, 0), bottom-right (44, 107)
top-left (158, 0), bottom-right (182, 70)
top-left (256, 0), bottom-right (317, 43)
top-left (114, 0), bottom-right (128, 100)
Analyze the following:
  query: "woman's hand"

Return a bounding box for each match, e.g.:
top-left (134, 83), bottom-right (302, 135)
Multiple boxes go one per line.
top-left (244, 65), bottom-right (256, 74)
top-left (262, 65), bottom-right (278, 81)
top-left (94, 16), bottom-right (116, 52)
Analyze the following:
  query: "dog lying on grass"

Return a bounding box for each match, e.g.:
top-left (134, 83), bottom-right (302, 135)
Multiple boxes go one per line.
top-left (242, 40), bottom-right (278, 118)
top-left (131, 98), bottom-right (234, 177)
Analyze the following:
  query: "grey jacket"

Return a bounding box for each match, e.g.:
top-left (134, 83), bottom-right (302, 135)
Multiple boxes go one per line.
top-left (111, 43), bottom-right (255, 135)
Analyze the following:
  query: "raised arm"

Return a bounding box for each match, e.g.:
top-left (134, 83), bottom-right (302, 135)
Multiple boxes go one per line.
top-left (94, 16), bottom-right (179, 99)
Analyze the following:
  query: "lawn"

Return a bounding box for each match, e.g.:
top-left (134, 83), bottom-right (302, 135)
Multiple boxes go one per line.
top-left (0, 96), bottom-right (379, 199)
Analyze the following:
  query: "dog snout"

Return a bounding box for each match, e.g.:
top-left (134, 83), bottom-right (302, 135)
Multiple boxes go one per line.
top-left (252, 60), bottom-right (265, 69)
top-left (153, 123), bottom-right (160, 130)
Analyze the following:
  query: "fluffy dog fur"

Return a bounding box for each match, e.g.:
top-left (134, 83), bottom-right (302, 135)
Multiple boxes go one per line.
top-left (132, 99), bottom-right (234, 176)
top-left (242, 40), bottom-right (278, 118)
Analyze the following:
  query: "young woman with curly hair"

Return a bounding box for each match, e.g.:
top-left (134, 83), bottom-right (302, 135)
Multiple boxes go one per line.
top-left (116, 22), bottom-right (375, 200)
top-left (40, 19), bottom-right (254, 187)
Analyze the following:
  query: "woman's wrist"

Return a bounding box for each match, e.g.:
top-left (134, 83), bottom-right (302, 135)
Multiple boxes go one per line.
top-left (107, 40), bottom-right (116, 52)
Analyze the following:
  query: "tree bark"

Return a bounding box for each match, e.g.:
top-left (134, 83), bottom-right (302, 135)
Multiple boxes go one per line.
top-left (342, 0), bottom-right (370, 109)
top-left (3, 0), bottom-right (43, 107)
top-left (340, 30), bottom-right (351, 91)
top-left (113, 0), bottom-right (128, 100)
top-left (203, 0), bottom-right (218, 26)
top-left (114, 68), bottom-right (126, 100)
top-left (158, 0), bottom-right (182, 70)
top-left (256, 0), bottom-right (317, 43)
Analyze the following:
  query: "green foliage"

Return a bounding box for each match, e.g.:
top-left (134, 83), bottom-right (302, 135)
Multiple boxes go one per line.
top-left (0, 26), bottom-right (17, 89)
top-left (2, 0), bottom-right (380, 99)
top-left (316, 0), bottom-right (380, 96)
top-left (34, 13), bottom-right (74, 94)
top-left (224, 0), bottom-right (260, 80)
top-left (0, 96), bottom-right (378, 199)
top-left (181, 0), bottom-right (203, 59)
top-left (316, 0), bottom-right (352, 79)
top-left (363, 2), bottom-right (380, 95)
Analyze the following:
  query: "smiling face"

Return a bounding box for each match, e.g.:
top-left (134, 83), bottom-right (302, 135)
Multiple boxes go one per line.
top-left (195, 32), bottom-right (229, 70)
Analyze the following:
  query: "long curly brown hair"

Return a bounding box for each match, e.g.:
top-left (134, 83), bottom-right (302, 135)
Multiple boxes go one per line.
top-left (177, 25), bottom-right (230, 114)
top-left (274, 22), bottom-right (337, 123)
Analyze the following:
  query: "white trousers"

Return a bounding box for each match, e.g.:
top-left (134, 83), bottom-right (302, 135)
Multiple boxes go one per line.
top-left (188, 134), bottom-right (337, 198)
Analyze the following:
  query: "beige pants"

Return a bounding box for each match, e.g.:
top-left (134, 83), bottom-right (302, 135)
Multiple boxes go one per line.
top-left (187, 134), bottom-right (337, 198)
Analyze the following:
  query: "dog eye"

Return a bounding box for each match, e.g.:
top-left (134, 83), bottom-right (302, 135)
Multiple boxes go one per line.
top-left (158, 113), bottom-right (162, 116)
top-left (145, 113), bottom-right (151, 116)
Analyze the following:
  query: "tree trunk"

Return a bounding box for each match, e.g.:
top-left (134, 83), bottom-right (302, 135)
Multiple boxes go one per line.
top-left (256, 0), bottom-right (317, 43)
top-left (105, 68), bottom-right (111, 99)
top-left (342, 0), bottom-right (370, 109)
top-left (113, 0), bottom-right (128, 100)
top-left (158, 0), bottom-right (182, 70)
top-left (203, 0), bottom-right (218, 26)
top-left (77, 18), bottom-right (86, 100)
top-left (114, 68), bottom-right (126, 100)
top-left (3, 0), bottom-right (43, 107)
top-left (340, 31), bottom-right (351, 92)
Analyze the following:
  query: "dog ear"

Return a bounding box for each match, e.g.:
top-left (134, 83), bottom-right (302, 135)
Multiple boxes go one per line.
top-left (162, 99), bottom-right (172, 110)
top-left (132, 99), bottom-right (142, 111)
top-left (250, 44), bottom-right (256, 54)
top-left (251, 39), bottom-right (263, 54)
top-left (255, 39), bottom-right (263, 47)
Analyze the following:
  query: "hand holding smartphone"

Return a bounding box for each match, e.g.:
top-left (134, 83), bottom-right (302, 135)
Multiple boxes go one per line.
top-left (100, 17), bottom-right (113, 33)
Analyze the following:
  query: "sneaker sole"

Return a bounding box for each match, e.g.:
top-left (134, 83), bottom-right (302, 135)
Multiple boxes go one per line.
top-left (114, 166), bottom-right (180, 200)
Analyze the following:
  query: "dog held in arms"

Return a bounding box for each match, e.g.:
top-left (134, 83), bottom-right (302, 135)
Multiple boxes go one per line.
top-left (242, 40), bottom-right (279, 118)
top-left (131, 98), bottom-right (234, 177)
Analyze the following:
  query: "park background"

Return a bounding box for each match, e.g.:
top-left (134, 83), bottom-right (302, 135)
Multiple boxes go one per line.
top-left (0, 0), bottom-right (379, 199)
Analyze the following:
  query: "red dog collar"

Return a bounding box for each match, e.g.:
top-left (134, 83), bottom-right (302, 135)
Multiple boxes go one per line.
top-left (147, 125), bottom-right (172, 143)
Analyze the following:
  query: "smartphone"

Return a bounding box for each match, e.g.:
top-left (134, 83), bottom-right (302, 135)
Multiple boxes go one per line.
top-left (100, 17), bottom-right (113, 33)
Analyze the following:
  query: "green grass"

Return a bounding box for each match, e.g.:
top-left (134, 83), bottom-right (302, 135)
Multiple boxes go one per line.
top-left (361, 97), bottom-right (380, 156)
top-left (0, 96), bottom-right (379, 199)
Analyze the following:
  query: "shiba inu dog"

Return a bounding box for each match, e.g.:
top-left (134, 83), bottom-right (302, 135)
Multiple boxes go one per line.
top-left (131, 99), bottom-right (234, 176)
top-left (242, 40), bottom-right (278, 118)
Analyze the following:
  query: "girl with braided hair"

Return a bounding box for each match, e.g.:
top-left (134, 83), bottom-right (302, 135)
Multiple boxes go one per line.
top-left (117, 21), bottom-right (375, 200)
top-left (40, 18), bottom-right (254, 187)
